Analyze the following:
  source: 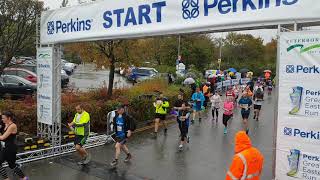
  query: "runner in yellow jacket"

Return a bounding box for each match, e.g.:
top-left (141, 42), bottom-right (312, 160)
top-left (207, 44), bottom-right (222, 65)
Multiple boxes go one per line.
top-left (153, 93), bottom-right (170, 138)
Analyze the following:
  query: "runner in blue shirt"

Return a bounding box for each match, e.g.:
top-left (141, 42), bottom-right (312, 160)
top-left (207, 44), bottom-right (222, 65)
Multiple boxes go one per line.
top-left (191, 87), bottom-right (205, 124)
top-left (238, 92), bottom-right (253, 135)
top-left (110, 105), bottom-right (135, 167)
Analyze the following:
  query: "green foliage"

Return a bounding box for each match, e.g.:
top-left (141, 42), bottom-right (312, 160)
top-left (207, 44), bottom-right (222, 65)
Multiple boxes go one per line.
top-left (155, 65), bottom-right (176, 74)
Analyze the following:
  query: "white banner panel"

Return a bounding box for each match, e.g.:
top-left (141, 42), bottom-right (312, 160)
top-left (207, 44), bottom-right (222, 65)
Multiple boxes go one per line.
top-left (276, 31), bottom-right (320, 180)
top-left (41, 0), bottom-right (320, 44)
top-left (37, 47), bottom-right (54, 125)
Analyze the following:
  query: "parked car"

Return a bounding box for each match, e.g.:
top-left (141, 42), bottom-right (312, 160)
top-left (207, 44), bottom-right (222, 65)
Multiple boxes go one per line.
top-left (61, 59), bottom-right (77, 75)
top-left (128, 67), bottom-right (158, 82)
top-left (61, 69), bottom-right (69, 87)
top-left (10, 64), bottom-right (69, 87)
top-left (3, 68), bottom-right (37, 83)
top-left (0, 75), bottom-right (37, 99)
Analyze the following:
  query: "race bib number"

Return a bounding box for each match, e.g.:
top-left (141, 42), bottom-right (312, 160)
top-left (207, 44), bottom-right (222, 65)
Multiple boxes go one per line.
top-left (117, 125), bottom-right (123, 132)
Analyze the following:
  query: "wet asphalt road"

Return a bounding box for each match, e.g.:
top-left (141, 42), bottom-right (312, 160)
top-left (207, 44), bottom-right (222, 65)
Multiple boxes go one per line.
top-left (23, 94), bottom-right (275, 180)
top-left (69, 64), bottom-right (130, 91)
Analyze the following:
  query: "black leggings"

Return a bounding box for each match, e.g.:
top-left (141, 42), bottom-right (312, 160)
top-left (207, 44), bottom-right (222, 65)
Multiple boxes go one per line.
top-left (212, 108), bottom-right (219, 119)
top-left (179, 121), bottom-right (188, 141)
top-left (223, 114), bottom-right (232, 127)
top-left (0, 148), bottom-right (25, 179)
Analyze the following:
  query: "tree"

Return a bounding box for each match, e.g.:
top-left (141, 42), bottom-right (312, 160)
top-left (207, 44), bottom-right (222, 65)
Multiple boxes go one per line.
top-left (64, 40), bottom-right (141, 97)
top-left (0, 0), bottom-right (42, 75)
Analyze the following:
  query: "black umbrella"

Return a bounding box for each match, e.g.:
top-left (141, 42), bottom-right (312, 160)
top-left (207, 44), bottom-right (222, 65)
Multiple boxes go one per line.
top-left (239, 68), bottom-right (249, 73)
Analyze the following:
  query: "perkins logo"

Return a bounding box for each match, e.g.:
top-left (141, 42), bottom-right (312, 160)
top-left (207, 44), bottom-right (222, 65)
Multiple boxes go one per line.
top-left (285, 65), bottom-right (320, 74)
top-left (182, 0), bottom-right (200, 19)
top-left (47, 18), bottom-right (92, 35)
top-left (284, 127), bottom-right (320, 140)
top-left (179, 0), bottom-right (299, 20)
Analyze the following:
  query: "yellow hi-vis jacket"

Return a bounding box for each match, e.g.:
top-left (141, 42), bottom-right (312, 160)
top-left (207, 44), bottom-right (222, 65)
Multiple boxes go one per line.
top-left (154, 100), bottom-right (170, 115)
top-left (73, 111), bottom-right (90, 136)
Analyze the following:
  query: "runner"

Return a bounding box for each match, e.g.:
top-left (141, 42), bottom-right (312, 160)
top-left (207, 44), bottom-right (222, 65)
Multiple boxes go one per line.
top-left (202, 82), bottom-right (211, 109)
top-left (191, 87), bottom-right (205, 124)
top-left (253, 86), bottom-right (264, 121)
top-left (153, 93), bottom-right (170, 138)
top-left (177, 102), bottom-right (191, 151)
top-left (0, 111), bottom-right (29, 180)
top-left (226, 86), bottom-right (235, 101)
top-left (222, 97), bottom-right (234, 134)
top-left (210, 91), bottom-right (221, 123)
top-left (233, 84), bottom-right (240, 105)
top-left (238, 92), bottom-right (253, 134)
top-left (266, 79), bottom-right (273, 96)
top-left (110, 105), bottom-right (135, 167)
top-left (243, 85), bottom-right (253, 98)
top-left (68, 104), bottom-right (91, 165)
top-left (174, 94), bottom-right (189, 136)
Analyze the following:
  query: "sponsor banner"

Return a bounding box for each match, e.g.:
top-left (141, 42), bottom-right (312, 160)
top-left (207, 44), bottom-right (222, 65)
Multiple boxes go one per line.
top-left (41, 0), bottom-right (320, 44)
top-left (37, 47), bottom-right (53, 125)
top-left (232, 79), bottom-right (239, 85)
top-left (216, 82), bottom-right (222, 89)
top-left (240, 78), bottom-right (250, 85)
top-left (276, 31), bottom-right (320, 180)
top-left (223, 80), bottom-right (231, 87)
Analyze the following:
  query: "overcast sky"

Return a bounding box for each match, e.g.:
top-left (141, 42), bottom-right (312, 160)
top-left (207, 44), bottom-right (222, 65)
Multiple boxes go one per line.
top-left (41, 0), bottom-right (278, 43)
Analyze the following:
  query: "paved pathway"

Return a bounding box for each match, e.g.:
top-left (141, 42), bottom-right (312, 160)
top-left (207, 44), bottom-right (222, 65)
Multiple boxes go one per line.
top-left (23, 94), bottom-right (275, 180)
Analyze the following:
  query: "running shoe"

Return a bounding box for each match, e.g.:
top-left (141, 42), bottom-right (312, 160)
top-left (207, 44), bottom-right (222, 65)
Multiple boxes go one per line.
top-left (199, 118), bottom-right (202, 123)
top-left (83, 153), bottom-right (91, 164)
top-left (191, 120), bottom-right (195, 124)
top-left (178, 144), bottom-right (183, 151)
top-left (110, 159), bottom-right (118, 167)
top-left (124, 153), bottom-right (132, 162)
top-left (224, 127), bottom-right (228, 134)
top-left (246, 129), bottom-right (249, 135)
top-left (164, 128), bottom-right (168, 135)
top-left (253, 114), bottom-right (256, 119)
top-left (77, 157), bottom-right (86, 165)
top-left (187, 136), bottom-right (190, 143)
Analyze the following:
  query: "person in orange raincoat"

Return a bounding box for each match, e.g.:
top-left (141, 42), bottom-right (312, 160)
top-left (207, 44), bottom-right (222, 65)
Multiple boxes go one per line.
top-left (226, 131), bottom-right (264, 180)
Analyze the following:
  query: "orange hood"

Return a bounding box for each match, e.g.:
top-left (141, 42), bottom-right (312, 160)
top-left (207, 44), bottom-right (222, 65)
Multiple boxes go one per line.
top-left (234, 131), bottom-right (252, 154)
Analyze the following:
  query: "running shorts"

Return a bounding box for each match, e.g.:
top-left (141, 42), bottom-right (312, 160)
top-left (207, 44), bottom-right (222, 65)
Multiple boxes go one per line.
top-left (241, 113), bottom-right (250, 119)
top-left (155, 113), bottom-right (166, 120)
top-left (74, 135), bottom-right (87, 147)
top-left (254, 104), bottom-right (262, 110)
top-left (114, 136), bottom-right (127, 145)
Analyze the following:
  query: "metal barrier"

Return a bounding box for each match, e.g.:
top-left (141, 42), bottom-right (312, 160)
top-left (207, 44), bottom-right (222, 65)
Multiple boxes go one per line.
top-left (8, 111), bottom-right (118, 166)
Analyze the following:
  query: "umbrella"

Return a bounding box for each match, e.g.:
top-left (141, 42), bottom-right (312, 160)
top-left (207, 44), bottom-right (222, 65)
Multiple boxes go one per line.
top-left (240, 68), bottom-right (249, 73)
top-left (228, 68), bottom-right (237, 73)
top-left (264, 70), bottom-right (272, 73)
top-left (183, 77), bottom-right (195, 85)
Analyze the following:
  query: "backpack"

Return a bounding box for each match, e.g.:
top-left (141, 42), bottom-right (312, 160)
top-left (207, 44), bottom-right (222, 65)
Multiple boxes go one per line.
top-left (255, 88), bottom-right (263, 99)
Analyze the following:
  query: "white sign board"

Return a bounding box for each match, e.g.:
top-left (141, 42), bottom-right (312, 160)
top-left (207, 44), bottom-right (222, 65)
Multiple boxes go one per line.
top-left (241, 78), bottom-right (250, 85)
top-left (41, 0), bottom-right (320, 44)
top-left (37, 47), bottom-right (54, 125)
top-left (275, 31), bottom-right (320, 180)
top-left (232, 79), bottom-right (239, 85)
top-left (223, 80), bottom-right (232, 87)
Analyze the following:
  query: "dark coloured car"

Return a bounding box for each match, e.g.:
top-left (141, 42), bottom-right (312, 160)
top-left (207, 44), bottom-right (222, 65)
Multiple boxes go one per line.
top-left (0, 75), bottom-right (37, 99)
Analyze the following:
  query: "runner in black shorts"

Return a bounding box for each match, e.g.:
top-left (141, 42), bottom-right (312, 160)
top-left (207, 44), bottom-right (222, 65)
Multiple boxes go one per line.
top-left (0, 111), bottom-right (28, 180)
top-left (153, 94), bottom-right (170, 138)
top-left (110, 105), bottom-right (135, 167)
top-left (239, 92), bottom-right (253, 134)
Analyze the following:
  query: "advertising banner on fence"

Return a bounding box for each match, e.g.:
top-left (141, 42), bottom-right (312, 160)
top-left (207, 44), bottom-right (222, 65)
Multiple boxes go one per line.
top-left (41, 0), bottom-right (320, 44)
top-left (37, 47), bottom-right (54, 125)
top-left (276, 31), bottom-right (320, 180)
